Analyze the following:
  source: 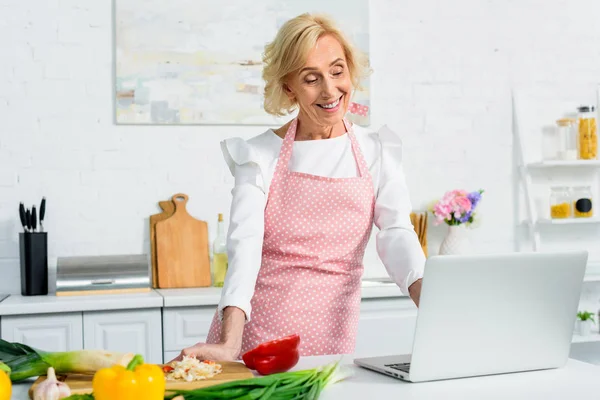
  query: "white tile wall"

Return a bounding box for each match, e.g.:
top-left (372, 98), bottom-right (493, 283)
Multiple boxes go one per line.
top-left (1, 0), bottom-right (600, 313)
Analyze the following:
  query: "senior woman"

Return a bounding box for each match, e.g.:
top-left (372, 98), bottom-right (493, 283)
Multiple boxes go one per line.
top-left (173, 13), bottom-right (425, 362)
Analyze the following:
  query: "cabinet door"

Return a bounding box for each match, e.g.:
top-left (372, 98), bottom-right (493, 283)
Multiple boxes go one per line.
top-left (163, 307), bottom-right (215, 352)
top-left (0, 313), bottom-right (83, 352)
top-left (83, 309), bottom-right (162, 364)
top-left (355, 298), bottom-right (418, 357)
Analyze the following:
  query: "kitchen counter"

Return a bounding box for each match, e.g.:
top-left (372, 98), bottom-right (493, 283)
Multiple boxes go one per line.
top-left (0, 290), bottom-right (164, 316)
top-left (159, 280), bottom-right (405, 308)
top-left (9, 355), bottom-right (600, 399)
top-left (0, 281), bottom-right (405, 315)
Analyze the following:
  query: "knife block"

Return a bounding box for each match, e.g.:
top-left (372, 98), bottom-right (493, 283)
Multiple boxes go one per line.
top-left (19, 232), bottom-right (48, 296)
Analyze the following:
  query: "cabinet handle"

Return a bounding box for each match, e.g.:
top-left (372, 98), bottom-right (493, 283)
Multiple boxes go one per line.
top-left (91, 279), bottom-right (115, 285)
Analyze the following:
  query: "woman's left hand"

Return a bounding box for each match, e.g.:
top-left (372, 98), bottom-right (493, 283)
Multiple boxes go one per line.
top-left (408, 279), bottom-right (422, 307)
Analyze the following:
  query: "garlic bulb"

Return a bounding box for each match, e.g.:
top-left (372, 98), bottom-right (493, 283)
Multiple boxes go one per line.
top-left (33, 367), bottom-right (71, 400)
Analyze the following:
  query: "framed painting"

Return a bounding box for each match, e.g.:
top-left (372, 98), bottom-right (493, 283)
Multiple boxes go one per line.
top-left (114, 0), bottom-right (370, 125)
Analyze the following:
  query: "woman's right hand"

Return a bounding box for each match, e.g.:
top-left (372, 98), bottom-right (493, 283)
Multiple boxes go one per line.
top-left (167, 342), bottom-right (240, 364)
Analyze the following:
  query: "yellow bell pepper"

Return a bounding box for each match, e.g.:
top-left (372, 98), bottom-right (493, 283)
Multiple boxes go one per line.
top-left (92, 354), bottom-right (165, 400)
top-left (0, 368), bottom-right (11, 400)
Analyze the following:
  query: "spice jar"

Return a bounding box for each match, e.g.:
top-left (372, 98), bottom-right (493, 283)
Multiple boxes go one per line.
top-left (577, 106), bottom-right (598, 160)
top-left (556, 118), bottom-right (578, 160)
top-left (550, 186), bottom-right (572, 219)
top-left (572, 186), bottom-right (593, 218)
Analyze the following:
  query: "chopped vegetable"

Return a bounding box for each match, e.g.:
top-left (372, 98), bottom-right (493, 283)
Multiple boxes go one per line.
top-left (164, 355), bottom-right (222, 382)
top-left (0, 368), bottom-right (10, 400)
top-left (33, 367), bottom-right (71, 400)
top-left (242, 334), bottom-right (300, 375)
top-left (92, 354), bottom-right (165, 400)
top-left (0, 338), bottom-right (131, 382)
top-left (166, 360), bottom-right (351, 400)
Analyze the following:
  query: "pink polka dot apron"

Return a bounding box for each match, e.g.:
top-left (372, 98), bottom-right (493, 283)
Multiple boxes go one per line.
top-left (207, 117), bottom-right (375, 356)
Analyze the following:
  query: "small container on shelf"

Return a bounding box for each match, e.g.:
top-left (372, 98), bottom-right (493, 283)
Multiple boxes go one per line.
top-left (572, 186), bottom-right (593, 218)
top-left (550, 186), bottom-right (572, 219)
top-left (577, 105), bottom-right (598, 160)
top-left (556, 118), bottom-right (578, 160)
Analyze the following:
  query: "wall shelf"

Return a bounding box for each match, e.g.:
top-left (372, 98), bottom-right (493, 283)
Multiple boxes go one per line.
top-left (572, 333), bottom-right (600, 344)
top-left (536, 217), bottom-right (600, 225)
top-left (527, 160), bottom-right (600, 168)
top-left (513, 86), bottom-right (600, 252)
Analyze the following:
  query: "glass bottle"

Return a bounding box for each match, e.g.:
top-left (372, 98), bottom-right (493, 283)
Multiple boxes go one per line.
top-left (577, 106), bottom-right (598, 160)
top-left (549, 186), bottom-right (572, 219)
top-left (212, 213), bottom-right (228, 287)
top-left (572, 186), bottom-right (593, 218)
top-left (556, 118), bottom-right (577, 160)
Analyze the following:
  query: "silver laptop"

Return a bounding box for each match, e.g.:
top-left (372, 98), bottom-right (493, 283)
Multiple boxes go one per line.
top-left (354, 250), bottom-right (588, 382)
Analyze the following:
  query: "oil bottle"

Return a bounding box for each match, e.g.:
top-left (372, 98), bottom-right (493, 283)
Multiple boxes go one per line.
top-left (212, 213), bottom-right (228, 287)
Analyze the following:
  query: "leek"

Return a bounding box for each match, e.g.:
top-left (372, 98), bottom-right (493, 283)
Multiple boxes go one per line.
top-left (0, 361), bottom-right (9, 374)
top-left (0, 338), bottom-right (130, 382)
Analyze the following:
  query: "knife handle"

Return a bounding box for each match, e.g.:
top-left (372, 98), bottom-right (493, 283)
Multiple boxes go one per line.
top-left (31, 206), bottom-right (37, 232)
top-left (19, 203), bottom-right (27, 231)
top-left (25, 209), bottom-right (31, 231)
top-left (40, 197), bottom-right (46, 222)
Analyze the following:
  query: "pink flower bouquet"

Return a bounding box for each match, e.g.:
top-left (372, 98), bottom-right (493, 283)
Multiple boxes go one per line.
top-left (430, 189), bottom-right (484, 226)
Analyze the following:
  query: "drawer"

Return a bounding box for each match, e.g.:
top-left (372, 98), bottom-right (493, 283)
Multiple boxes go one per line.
top-left (163, 307), bottom-right (216, 351)
top-left (1, 313), bottom-right (83, 352)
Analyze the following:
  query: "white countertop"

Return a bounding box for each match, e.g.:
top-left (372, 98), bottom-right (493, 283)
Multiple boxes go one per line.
top-left (309, 355), bottom-right (600, 400)
top-left (0, 291), bottom-right (164, 316)
top-left (9, 355), bottom-right (600, 399)
top-left (0, 281), bottom-right (405, 315)
top-left (158, 281), bottom-right (405, 308)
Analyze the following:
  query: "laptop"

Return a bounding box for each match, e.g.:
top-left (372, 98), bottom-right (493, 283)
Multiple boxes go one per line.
top-left (354, 250), bottom-right (588, 382)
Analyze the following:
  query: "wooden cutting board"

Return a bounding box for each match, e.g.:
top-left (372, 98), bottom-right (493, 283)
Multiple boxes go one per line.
top-left (149, 200), bottom-right (176, 288)
top-left (156, 193), bottom-right (211, 288)
top-left (28, 361), bottom-right (254, 398)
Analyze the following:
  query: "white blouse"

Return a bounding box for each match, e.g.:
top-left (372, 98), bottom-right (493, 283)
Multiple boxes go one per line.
top-left (218, 124), bottom-right (426, 322)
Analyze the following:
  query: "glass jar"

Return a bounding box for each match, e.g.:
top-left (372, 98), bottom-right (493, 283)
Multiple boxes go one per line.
top-left (556, 118), bottom-right (578, 160)
top-left (572, 186), bottom-right (593, 218)
top-left (577, 105), bottom-right (598, 160)
top-left (550, 186), bottom-right (572, 219)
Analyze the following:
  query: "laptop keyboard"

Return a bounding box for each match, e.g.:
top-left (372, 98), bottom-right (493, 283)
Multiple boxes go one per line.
top-left (385, 363), bottom-right (411, 373)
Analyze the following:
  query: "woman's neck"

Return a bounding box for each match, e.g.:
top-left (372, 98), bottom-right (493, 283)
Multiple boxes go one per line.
top-left (294, 118), bottom-right (347, 141)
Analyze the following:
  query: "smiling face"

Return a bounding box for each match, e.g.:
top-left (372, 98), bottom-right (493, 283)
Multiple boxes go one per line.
top-left (284, 34), bottom-right (353, 128)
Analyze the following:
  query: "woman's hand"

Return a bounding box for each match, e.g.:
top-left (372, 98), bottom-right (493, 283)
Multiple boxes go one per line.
top-left (167, 342), bottom-right (240, 364)
top-left (408, 278), bottom-right (423, 307)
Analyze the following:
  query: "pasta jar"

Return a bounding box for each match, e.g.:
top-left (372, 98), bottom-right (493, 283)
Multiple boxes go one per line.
top-left (550, 186), bottom-right (572, 219)
top-left (572, 186), bottom-right (593, 218)
top-left (577, 105), bottom-right (598, 160)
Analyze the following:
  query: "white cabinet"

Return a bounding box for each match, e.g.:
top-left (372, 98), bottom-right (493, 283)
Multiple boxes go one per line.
top-left (355, 298), bottom-right (417, 357)
top-left (0, 313), bottom-right (83, 352)
top-left (83, 309), bottom-right (162, 364)
top-left (163, 307), bottom-right (216, 365)
top-left (163, 307), bottom-right (215, 353)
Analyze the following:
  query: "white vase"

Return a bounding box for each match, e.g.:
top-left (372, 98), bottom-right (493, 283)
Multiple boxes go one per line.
top-left (439, 225), bottom-right (472, 255)
top-left (576, 320), bottom-right (593, 336)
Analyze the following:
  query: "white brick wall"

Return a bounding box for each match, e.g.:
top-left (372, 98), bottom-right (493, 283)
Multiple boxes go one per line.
top-left (1, 0), bottom-right (600, 309)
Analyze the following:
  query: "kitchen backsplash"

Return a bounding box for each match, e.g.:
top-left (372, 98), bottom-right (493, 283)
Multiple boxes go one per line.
top-left (1, 0), bottom-right (600, 299)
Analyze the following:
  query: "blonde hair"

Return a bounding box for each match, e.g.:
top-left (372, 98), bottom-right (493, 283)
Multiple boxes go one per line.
top-left (262, 13), bottom-right (370, 116)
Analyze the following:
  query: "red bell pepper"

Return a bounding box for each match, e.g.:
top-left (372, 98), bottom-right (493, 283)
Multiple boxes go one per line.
top-left (242, 334), bottom-right (300, 375)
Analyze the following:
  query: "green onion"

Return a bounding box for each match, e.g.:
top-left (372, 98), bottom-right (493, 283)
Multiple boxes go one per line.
top-left (165, 360), bottom-right (351, 400)
top-left (0, 338), bottom-right (130, 382)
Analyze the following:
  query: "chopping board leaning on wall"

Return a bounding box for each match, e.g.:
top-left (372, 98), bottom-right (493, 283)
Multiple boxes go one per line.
top-left (155, 193), bottom-right (211, 288)
top-left (150, 200), bottom-right (176, 288)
